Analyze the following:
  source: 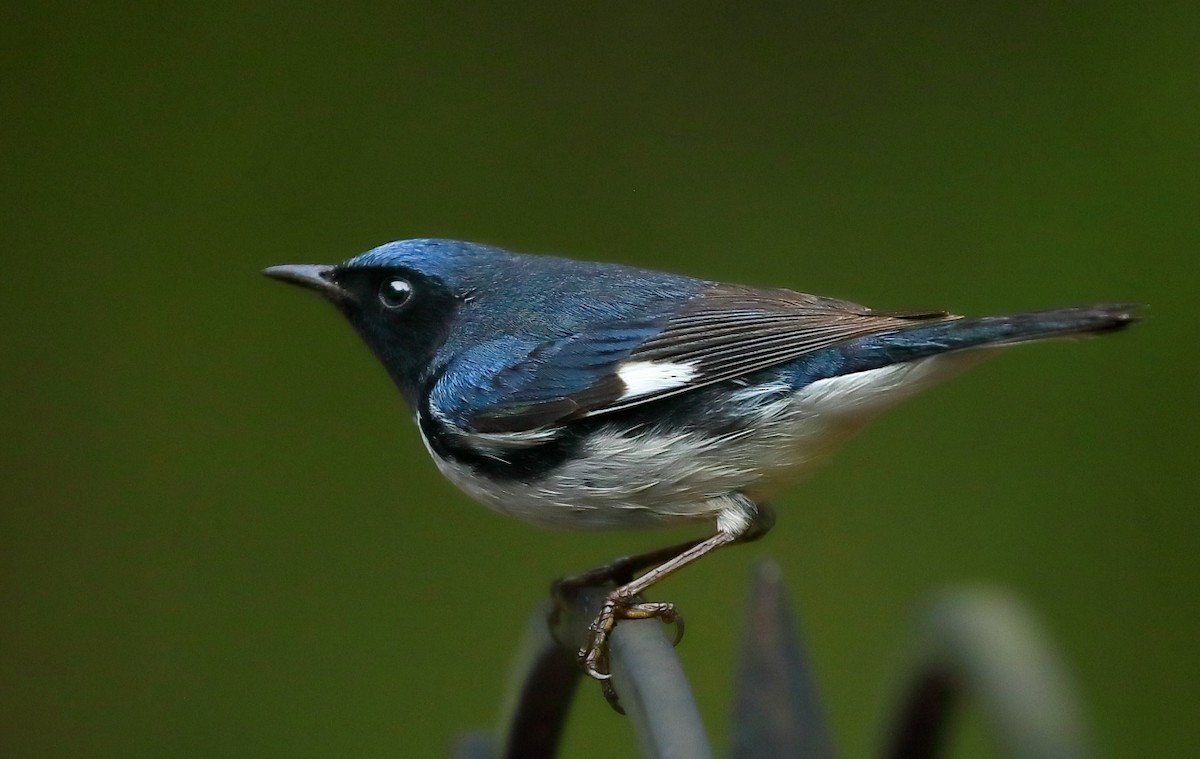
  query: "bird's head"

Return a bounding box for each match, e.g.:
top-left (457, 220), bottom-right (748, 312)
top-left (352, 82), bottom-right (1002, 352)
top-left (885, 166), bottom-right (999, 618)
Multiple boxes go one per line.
top-left (264, 239), bottom-right (512, 401)
top-left (267, 238), bottom-right (702, 409)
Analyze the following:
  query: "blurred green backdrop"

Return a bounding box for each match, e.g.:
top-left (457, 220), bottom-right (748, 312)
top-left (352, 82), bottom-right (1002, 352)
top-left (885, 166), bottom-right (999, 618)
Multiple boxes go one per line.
top-left (2, 3), bottom-right (1196, 757)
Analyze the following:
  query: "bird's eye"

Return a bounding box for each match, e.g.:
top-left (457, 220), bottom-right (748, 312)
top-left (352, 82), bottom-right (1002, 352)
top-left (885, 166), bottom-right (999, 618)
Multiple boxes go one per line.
top-left (378, 278), bottom-right (414, 310)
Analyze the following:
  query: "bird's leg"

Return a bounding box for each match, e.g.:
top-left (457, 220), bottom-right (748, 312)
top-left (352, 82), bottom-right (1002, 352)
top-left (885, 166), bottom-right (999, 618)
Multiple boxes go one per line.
top-left (552, 537), bottom-right (708, 594)
top-left (577, 497), bottom-right (774, 685)
top-left (578, 531), bottom-right (735, 682)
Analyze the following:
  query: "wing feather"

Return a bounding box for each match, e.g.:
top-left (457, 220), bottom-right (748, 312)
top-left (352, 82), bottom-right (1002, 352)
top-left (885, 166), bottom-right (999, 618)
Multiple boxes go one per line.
top-left (468, 284), bottom-right (957, 432)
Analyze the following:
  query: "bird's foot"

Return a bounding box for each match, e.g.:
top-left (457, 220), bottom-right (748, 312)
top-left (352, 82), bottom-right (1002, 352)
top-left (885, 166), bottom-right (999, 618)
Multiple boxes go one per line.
top-left (579, 593), bottom-right (685, 680)
top-left (548, 534), bottom-right (723, 711)
top-left (576, 593), bottom-right (684, 712)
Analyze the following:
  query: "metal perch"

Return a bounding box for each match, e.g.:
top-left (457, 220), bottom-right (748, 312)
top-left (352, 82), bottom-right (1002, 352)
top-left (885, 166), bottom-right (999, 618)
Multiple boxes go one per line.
top-left (457, 560), bottom-right (1092, 759)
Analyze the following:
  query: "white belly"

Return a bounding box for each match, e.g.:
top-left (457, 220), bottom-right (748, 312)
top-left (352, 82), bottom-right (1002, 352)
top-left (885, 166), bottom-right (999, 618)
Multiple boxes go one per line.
top-left (425, 353), bottom-right (985, 530)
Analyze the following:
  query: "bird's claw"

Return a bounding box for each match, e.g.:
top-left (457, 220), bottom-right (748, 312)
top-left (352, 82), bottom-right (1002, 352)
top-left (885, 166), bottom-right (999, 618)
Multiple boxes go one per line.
top-left (577, 595), bottom-right (684, 683)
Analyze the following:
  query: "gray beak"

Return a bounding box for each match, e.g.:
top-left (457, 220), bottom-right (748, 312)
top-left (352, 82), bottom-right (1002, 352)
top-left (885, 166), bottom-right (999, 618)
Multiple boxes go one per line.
top-left (262, 264), bottom-right (351, 301)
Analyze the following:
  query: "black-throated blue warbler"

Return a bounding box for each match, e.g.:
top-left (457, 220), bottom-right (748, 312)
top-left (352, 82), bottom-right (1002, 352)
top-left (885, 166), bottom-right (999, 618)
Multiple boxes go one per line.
top-left (264, 238), bottom-right (1135, 694)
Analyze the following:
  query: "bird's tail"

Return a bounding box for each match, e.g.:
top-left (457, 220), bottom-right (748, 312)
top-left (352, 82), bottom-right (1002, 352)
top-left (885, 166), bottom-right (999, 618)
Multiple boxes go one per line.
top-left (854, 303), bottom-right (1139, 366)
top-left (790, 304), bottom-right (1138, 424)
top-left (916, 303), bottom-right (1136, 345)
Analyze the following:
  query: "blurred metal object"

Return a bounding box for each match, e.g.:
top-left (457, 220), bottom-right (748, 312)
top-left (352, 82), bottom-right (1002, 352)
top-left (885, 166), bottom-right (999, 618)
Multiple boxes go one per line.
top-left (731, 560), bottom-right (836, 759)
top-left (453, 602), bottom-right (581, 759)
top-left (457, 566), bottom-right (1093, 759)
top-left (882, 587), bottom-right (1092, 759)
top-left (456, 585), bottom-right (712, 759)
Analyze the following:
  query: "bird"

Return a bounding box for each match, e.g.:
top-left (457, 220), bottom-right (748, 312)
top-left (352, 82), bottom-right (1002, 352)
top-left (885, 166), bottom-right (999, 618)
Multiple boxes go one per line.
top-left (264, 238), bottom-right (1136, 698)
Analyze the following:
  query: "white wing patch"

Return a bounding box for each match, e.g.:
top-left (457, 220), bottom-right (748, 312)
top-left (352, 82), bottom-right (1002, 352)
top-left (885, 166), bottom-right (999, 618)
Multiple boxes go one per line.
top-left (616, 360), bottom-right (699, 401)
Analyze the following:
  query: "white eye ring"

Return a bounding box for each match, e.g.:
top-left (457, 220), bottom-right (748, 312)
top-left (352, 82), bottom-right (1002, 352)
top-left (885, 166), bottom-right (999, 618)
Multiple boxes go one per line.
top-left (378, 278), bottom-right (413, 310)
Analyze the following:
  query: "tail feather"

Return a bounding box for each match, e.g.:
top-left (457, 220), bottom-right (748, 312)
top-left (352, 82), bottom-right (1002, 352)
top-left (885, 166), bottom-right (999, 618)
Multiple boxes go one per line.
top-left (827, 303), bottom-right (1140, 373)
top-left (781, 303), bottom-right (1138, 391)
top-left (941, 303), bottom-right (1139, 347)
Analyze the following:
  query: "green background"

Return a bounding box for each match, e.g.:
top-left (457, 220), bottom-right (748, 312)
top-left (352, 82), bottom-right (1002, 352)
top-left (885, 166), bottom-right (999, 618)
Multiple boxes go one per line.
top-left (3, 3), bottom-right (1196, 756)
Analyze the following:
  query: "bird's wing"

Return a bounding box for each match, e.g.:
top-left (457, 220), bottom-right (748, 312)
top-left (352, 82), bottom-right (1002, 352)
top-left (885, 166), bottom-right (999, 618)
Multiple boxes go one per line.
top-left (466, 284), bottom-right (958, 433)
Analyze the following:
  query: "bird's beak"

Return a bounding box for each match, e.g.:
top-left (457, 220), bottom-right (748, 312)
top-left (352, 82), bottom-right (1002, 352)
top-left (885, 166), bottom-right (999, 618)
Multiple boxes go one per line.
top-left (262, 264), bottom-right (351, 302)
